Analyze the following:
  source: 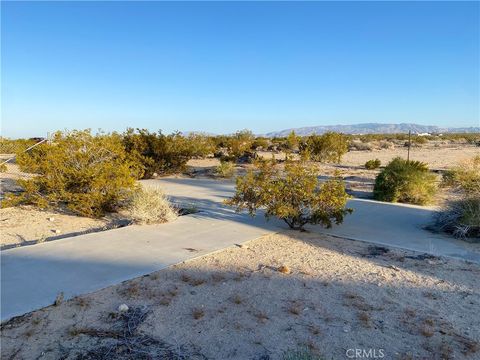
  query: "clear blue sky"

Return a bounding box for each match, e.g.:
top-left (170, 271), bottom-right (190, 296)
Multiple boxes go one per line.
top-left (2, 1), bottom-right (479, 138)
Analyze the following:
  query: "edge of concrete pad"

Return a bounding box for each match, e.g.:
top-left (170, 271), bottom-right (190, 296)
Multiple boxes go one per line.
top-left (324, 233), bottom-right (480, 264)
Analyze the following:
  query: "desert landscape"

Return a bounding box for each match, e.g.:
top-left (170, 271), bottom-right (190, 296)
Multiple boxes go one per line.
top-left (2, 140), bottom-right (477, 249)
top-left (2, 1), bottom-right (480, 359)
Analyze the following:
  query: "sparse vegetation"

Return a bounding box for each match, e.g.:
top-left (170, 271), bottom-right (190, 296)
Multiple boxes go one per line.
top-left (127, 186), bottom-right (177, 224)
top-left (283, 348), bottom-right (325, 360)
top-left (373, 157), bottom-right (437, 205)
top-left (436, 156), bottom-right (480, 238)
top-left (365, 158), bottom-right (381, 170)
top-left (226, 159), bottom-right (352, 230)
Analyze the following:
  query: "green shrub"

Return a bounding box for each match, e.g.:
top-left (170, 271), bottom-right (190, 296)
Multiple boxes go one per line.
top-left (225, 129), bottom-right (255, 160)
top-left (300, 132), bottom-right (348, 163)
top-left (365, 159), bottom-right (381, 170)
top-left (284, 130), bottom-right (300, 152)
top-left (185, 133), bottom-right (215, 159)
top-left (127, 186), bottom-right (177, 224)
top-left (4, 130), bottom-right (137, 217)
top-left (373, 157), bottom-right (437, 205)
top-left (122, 128), bottom-right (201, 178)
top-left (251, 137), bottom-right (270, 151)
top-left (226, 159), bottom-right (352, 230)
top-left (215, 160), bottom-right (235, 178)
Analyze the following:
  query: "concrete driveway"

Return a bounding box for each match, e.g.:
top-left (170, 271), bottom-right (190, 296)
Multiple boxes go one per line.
top-left (147, 177), bottom-right (479, 263)
top-left (2, 176), bottom-right (478, 321)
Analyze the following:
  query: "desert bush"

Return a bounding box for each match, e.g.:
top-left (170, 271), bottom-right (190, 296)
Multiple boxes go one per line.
top-left (251, 137), bottom-right (270, 151)
top-left (0, 137), bottom-right (39, 154)
top-left (442, 156), bottom-right (480, 196)
top-left (127, 186), bottom-right (177, 224)
top-left (186, 133), bottom-right (215, 158)
top-left (300, 132), bottom-right (349, 163)
top-left (226, 159), bottom-right (352, 230)
top-left (373, 157), bottom-right (437, 205)
top-left (349, 141), bottom-right (373, 151)
top-left (0, 163), bottom-right (7, 172)
top-left (379, 140), bottom-right (394, 149)
top-left (435, 198), bottom-right (480, 239)
top-left (284, 130), bottom-right (300, 152)
top-left (225, 129), bottom-right (255, 160)
top-left (436, 156), bottom-right (480, 238)
top-left (365, 159), bottom-right (381, 170)
top-left (122, 128), bottom-right (200, 178)
top-left (5, 130), bottom-right (137, 217)
top-left (215, 160), bottom-right (235, 178)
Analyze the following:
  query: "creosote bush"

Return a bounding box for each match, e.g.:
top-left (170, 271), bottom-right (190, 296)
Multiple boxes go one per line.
top-left (215, 160), bottom-right (235, 178)
top-left (122, 128), bottom-right (213, 179)
top-left (5, 130), bottom-right (137, 217)
top-left (127, 186), bottom-right (177, 224)
top-left (365, 159), bottom-right (381, 170)
top-left (373, 157), bottom-right (437, 205)
top-left (300, 132), bottom-right (348, 163)
top-left (226, 159), bottom-right (352, 230)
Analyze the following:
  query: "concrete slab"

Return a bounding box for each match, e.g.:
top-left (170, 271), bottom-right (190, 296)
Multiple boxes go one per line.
top-left (1, 208), bottom-right (279, 321)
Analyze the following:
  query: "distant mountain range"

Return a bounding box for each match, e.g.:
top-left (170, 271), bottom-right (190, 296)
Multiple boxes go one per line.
top-left (264, 123), bottom-right (480, 137)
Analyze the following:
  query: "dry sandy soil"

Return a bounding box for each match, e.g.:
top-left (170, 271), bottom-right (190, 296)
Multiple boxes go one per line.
top-left (341, 144), bottom-right (479, 170)
top-left (1, 232), bottom-right (478, 360)
top-left (0, 206), bottom-right (114, 250)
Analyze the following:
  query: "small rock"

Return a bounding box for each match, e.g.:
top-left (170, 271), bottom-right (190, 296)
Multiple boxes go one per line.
top-left (118, 304), bottom-right (129, 313)
top-left (52, 229), bottom-right (61, 234)
top-left (343, 325), bottom-right (350, 333)
top-left (47, 217), bottom-right (55, 222)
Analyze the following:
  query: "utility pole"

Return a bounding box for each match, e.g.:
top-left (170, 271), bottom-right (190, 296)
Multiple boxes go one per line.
top-left (407, 130), bottom-right (411, 163)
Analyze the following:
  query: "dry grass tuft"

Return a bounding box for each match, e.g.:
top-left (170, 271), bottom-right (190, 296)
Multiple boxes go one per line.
top-left (181, 273), bottom-right (206, 286)
top-left (231, 294), bottom-right (243, 305)
top-left (357, 311), bottom-right (371, 328)
top-left (287, 301), bottom-right (303, 316)
top-left (254, 311), bottom-right (269, 323)
top-left (192, 308), bottom-right (205, 320)
top-left (127, 186), bottom-right (177, 225)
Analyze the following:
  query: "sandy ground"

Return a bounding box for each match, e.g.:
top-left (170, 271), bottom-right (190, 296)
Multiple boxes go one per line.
top-left (0, 206), bottom-right (115, 250)
top-left (1, 232), bottom-right (478, 360)
top-left (343, 144), bottom-right (479, 170)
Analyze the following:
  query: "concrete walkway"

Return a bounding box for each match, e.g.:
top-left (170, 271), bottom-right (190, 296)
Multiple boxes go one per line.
top-left (2, 177), bottom-right (478, 321)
